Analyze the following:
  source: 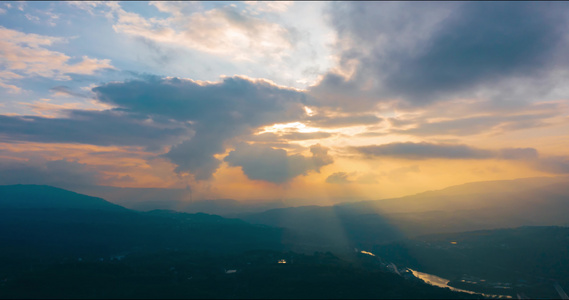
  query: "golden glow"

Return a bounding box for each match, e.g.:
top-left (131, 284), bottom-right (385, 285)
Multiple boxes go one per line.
top-left (257, 122), bottom-right (320, 134)
top-left (1, 102), bottom-right (567, 205)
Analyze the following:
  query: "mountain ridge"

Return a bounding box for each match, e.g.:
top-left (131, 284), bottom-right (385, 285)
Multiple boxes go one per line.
top-left (0, 184), bottom-right (128, 211)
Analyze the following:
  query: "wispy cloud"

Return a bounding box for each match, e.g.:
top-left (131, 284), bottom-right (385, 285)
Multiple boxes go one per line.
top-left (0, 110), bottom-right (189, 150)
top-left (354, 142), bottom-right (538, 160)
top-left (0, 27), bottom-right (114, 91)
top-left (111, 3), bottom-right (296, 62)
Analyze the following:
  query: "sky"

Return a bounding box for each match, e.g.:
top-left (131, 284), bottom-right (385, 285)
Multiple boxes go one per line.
top-left (1, 1), bottom-right (569, 204)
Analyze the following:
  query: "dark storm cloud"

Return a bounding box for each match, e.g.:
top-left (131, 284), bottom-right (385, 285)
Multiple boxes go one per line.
top-left (0, 110), bottom-right (189, 151)
top-left (93, 76), bottom-right (307, 180)
top-left (224, 143), bottom-right (333, 183)
top-left (382, 2), bottom-right (566, 102)
top-left (312, 2), bottom-right (569, 109)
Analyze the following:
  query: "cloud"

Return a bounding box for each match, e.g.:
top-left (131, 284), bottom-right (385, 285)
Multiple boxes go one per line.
top-left (49, 86), bottom-right (89, 98)
top-left (352, 142), bottom-right (569, 176)
top-left (310, 143), bottom-right (334, 169)
top-left (92, 75), bottom-right (307, 180)
top-left (250, 131), bottom-right (333, 143)
top-left (380, 2), bottom-right (566, 102)
top-left (0, 74), bottom-right (312, 182)
top-left (498, 148), bottom-right (539, 160)
top-left (281, 131), bottom-right (332, 141)
top-left (305, 113), bottom-right (383, 128)
top-left (353, 141), bottom-right (569, 176)
top-left (533, 156), bottom-right (569, 174)
top-left (244, 1), bottom-right (294, 13)
top-left (383, 165), bottom-right (420, 181)
top-left (0, 158), bottom-right (103, 188)
top-left (310, 2), bottom-right (569, 110)
top-left (111, 3), bottom-right (297, 62)
top-left (325, 171), bottom-right (379, 185)
top-left (0, 81), bottom-right (21, 93)
top-left (82, 1), bottom-right (334, 89)
top-left (0, 27), bottom-right (114, 91)
top-left (93, 76), bottom-right (305, 123)
top-left (0, 110), bottom-right (189, 151)
top-left (23, 8), bottom-right (60, 27)
top-left (224, 143), bottom-right (333, 183)
top-left (354, 142), bottom-right (542, 161)
top-left (392, 113), bottom-right (556, 137)
top-left (325, 172), bottom-right (351, 184)
top-left (371, 98), bottom-right (568, 142)
top-left (356, 142), bottom-right (495, 160)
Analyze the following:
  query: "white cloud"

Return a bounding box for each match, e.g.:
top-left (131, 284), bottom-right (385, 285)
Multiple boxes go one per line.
top-left (85, 2), bottom-right (336, 89)
top-left (24, 13), bottom-right (40, 22)
top-left (112, 4), bottom-right (295, 63)
top-left (244, 1), bottom-right (294, 13)
top-left (0, 27), bottom-right (114, 91)
top-left (0, 81), bottom-right (21, 93)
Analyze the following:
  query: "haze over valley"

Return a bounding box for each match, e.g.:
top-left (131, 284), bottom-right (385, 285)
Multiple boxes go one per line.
top-left (1, 1), bottom-right (569, 299)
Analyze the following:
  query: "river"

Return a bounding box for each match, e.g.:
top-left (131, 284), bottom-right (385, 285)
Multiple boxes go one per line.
top-left (408, 268), bottom-right (512, 299)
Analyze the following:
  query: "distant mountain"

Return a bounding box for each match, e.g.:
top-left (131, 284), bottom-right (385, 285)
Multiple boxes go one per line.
top-left (68, 185), bottom-right (291, 215)
top-left (66, 185), bottom-right (369, 215)
top-left (238, 205), bottom-right (405, 251)
top-left (239, 176), bottom-right (569, 248)
top-left (336, 176), bottom-right (569, 214)
top-left (0, 185), bottom-right (286, 258)
top-left (0, 184), bottom-right (127, 211)
top-left (360, 178), bottom-right (569, 236)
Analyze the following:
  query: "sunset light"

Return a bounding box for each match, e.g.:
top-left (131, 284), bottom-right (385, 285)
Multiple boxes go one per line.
top-left (1, 2), bottom-right (569, 299)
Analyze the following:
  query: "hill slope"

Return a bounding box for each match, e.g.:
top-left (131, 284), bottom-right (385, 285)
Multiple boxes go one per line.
top-left (0, 184), bottom-right (127, 211)
top-left (239, 177), bottom-right (569, 248)
top-left (0, 185), bottom-right (286, 258)
top-left (0, 185), bottom-right (477, 299)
